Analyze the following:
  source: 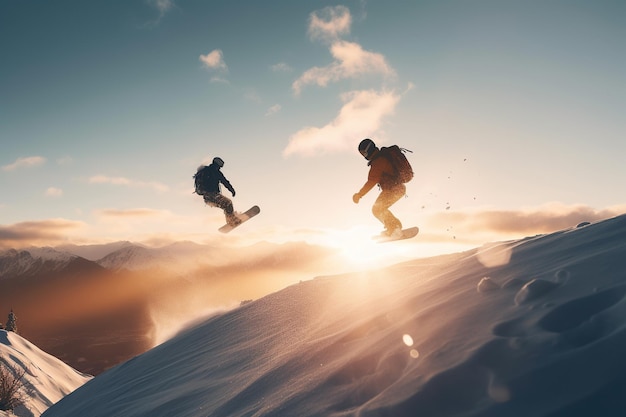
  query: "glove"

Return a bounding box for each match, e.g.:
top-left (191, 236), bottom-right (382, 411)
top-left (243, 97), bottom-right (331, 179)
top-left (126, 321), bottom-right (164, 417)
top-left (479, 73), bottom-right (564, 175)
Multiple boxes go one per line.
top-left (352, 193), bottom-right (361, 204)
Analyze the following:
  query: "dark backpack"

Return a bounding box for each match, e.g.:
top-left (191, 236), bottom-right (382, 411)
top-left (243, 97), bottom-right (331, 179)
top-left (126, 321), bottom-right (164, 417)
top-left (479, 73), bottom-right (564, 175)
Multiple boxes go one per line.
top-left (380, 145), bottom-right (414, 183)
top-left (193, 165), bottom-right (211, 195)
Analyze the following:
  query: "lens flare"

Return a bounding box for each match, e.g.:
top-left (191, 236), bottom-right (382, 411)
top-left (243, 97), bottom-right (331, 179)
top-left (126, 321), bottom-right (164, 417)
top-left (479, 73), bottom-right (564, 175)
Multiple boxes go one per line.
top-left (403, 334), bottom-right (419, 358)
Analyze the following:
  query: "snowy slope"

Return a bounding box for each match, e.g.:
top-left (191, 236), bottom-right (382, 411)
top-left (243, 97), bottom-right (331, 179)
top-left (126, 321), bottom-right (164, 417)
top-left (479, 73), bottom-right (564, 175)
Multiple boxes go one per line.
top-left (42, 214), bottom-right (626, 417)
top-left (0, 331), bottom-right (90, 417)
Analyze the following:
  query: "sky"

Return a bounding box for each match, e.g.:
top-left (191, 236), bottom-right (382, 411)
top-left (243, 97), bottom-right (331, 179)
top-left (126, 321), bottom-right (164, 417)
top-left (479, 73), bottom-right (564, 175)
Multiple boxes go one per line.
top-left (1, 0), bottom-right (625, 256)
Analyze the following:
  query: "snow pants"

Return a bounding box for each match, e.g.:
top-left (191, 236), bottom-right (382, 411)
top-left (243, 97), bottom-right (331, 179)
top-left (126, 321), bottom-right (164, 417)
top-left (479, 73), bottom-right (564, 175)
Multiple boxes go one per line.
top-left (372, 183), bottom-right (405, 232)
top-left (203, 193), bottom-right (238, 225)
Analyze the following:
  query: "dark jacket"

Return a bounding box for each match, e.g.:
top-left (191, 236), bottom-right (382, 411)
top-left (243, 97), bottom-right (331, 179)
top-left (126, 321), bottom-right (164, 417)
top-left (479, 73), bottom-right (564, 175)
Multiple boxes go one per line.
top-left (200, 163), bottom-right (235, 195)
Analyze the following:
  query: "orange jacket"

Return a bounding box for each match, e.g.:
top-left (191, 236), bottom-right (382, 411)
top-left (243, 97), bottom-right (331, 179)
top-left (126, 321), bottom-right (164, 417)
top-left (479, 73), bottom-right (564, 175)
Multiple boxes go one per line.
top-left (356, 150), bottom-right (397, 197)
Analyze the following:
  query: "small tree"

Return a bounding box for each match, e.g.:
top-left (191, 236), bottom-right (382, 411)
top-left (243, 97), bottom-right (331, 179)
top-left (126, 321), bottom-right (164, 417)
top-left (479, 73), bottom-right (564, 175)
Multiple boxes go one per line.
top-left (5, 311), bottom-right (16, 334)
top-left (0, 362), bottom-right (28, 411)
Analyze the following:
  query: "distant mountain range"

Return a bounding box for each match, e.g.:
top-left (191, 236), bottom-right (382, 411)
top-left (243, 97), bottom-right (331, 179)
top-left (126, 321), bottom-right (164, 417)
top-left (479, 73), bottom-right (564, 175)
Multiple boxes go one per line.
top-left (0, 240), bottom-right (334, 279)
top-left (0, 240), bottom-right (336, 375)
top-left (0, 241), bottom-right (203, 278)
top-left (0, 247), bottom-right (102, 280)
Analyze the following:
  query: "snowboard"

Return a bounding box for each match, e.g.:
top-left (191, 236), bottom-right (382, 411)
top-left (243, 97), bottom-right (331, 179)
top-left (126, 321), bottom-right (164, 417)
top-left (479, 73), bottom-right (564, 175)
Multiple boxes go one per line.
top-left (218, 205), bottom-right (260, 233)
top-left (373, 226), bottom-right (419, 243)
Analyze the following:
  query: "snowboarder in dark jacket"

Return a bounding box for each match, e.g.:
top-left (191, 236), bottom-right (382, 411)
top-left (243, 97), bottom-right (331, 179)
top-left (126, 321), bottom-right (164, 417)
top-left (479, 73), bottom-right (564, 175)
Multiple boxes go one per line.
top-left (353, 138), bottom-right (405, 237)
top-left (195, 157), bottom-right (240, 227)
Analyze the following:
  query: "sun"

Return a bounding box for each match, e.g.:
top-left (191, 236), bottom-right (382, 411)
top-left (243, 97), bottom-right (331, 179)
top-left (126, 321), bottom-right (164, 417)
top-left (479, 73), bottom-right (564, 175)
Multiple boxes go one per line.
top-left (323, 227), bottom-right (416, 270)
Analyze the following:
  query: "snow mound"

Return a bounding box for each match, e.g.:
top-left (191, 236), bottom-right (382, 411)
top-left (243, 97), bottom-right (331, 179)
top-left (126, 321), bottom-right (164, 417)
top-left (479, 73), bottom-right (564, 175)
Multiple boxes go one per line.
top-left (514, 278), bottom-right (560, 304)
top-left (43, 214), bottom-right (626, 417)
top-left (0, 331), bottom-right (90, 417)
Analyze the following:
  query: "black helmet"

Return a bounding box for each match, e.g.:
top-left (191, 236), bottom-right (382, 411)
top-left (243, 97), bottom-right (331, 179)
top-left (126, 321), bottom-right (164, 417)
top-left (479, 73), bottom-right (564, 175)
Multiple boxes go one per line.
top-left (358, 138), bottom-right (377, 160)
top-left (212, 157), bottom-right (224, 168)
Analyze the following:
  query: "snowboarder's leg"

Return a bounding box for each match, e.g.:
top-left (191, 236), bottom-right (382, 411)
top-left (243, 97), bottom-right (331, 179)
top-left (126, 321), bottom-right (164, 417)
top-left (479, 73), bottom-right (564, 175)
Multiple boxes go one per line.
top-left (372, 184), bottom-right (405, 235)
top-left (204, 193), bottom-right (240, 226)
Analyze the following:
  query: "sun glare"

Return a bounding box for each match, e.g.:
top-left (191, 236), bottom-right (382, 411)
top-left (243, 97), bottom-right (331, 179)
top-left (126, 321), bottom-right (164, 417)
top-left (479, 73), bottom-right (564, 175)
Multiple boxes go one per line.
top-left (325, 227), bottom-right (416, 270)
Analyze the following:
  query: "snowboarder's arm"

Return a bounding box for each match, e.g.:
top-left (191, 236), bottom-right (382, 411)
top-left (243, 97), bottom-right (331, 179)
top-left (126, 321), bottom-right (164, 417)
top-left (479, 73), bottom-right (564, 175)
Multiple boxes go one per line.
top-left (355, 179), bottom-right (376, 200)
top-left (219, 173), bottom-right (236, 197)
top-left (223, 181), bottom-right (236, 197)
top-left (354, 162), bottom-right (383, 202)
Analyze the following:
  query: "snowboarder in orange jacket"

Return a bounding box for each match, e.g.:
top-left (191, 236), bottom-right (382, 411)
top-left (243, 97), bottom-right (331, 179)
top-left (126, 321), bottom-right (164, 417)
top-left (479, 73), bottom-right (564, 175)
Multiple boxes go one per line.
top-left (353, 138), bottom-right (405, 237)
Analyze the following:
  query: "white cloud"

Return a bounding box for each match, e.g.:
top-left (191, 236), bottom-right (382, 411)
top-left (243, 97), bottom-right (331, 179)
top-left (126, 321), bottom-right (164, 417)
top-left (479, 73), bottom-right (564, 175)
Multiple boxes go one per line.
top-left (293, 40), bottom-right (395, 95)
top-left (199, 49), bottom-right (228, 72)
top-left (210, 76), bottom-right (230, 84)
top-left (89, 175), bottom-right (131, 186)
top-left (89, 175), bottom-right (169, 193)
top-left (271, 62), bottom-right (293, 72)
top-left (143, 0), bottom-right (175, 26)
top-left (331, 41), bottom-right (395, 78)
top-left (265, 104), bottom-right (282, 117)
top-left (2, 156), bottom-right (46, 171)
top-left (283, 89), bottom-right (400, 157)
top-left (308, 5), bottom-right (352, 42)
top-left (45, 187), bottom-right (63, 197)
top-left (0, 218), bottom-right (86, 249)
top-left (424, 203), bottom-right (626, 245)
top-left (96, 208), bottom-right (172, 219)
top-left (93, 208), bottom-right (181, 235)
top-left (147, 0), bottom-right (174, 17)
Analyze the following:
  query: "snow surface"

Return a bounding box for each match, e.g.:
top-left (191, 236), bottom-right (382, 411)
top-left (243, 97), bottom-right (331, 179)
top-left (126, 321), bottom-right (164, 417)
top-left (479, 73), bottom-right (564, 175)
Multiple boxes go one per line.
top-left (0, 331), bottom-right (90, 417)
top-left (38, 214), bottom-right (626, 416)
